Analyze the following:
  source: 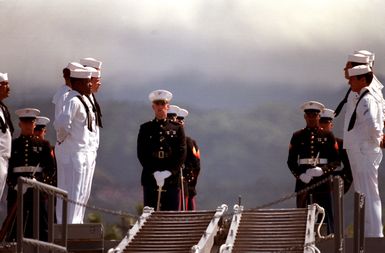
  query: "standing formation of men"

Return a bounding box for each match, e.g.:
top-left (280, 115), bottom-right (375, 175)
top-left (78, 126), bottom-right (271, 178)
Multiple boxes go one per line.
top-left (1, 49), bottom-right (385, 241)
top-left (287, 101), bottom-right (339, 233)
top-left (6, 108), bottom-right (55, 241)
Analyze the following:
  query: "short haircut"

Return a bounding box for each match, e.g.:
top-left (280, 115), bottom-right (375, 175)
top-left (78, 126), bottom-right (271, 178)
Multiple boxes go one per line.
top-left (355, 72), bottom-right (374, 84)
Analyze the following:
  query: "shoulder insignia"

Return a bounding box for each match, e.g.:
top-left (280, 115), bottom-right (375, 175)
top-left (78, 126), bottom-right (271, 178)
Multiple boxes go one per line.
top-left (192, 146), bottom-right (200, 159)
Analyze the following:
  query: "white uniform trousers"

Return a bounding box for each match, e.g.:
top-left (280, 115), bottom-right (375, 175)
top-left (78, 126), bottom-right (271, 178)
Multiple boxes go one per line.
top-left (347, 148), bottom-right (384, 237)
top-left (0, 156), bottom-right (9, 200)
top-left (79, 150), bottom-right (97, 222)
top-left (55, 144), bottom-right (89, 224)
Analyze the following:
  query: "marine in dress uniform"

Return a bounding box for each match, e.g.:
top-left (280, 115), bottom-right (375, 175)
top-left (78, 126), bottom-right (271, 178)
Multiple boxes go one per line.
top-left (319, 109), bottom-right (352, 194)
top-left (6, 108), bottom-right (55, 242)
top-left (344, 65), bottom-right (384, 237)
top-left (137, 90), bottom-right (186, 211)
top-left (0, 72), bottom-right (13, 202)
top-left (287, 101), bottom-right (339, 233)
top-left (176, 108), bottom-right (201, 211)
top-left (34, 116), bottom-right (57, 186)
top-left (34, 116), bottom-right (58, 222)
top-left (54, 68), bottom-right (95, 224)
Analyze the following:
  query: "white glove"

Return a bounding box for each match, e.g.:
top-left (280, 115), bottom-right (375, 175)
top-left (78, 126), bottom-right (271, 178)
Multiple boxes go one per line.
top-left (306, 167), bottom-right (324, 177)
top-left (153, 170), bottom-right (172, 187)
top-left (13, 178), bottom-right (36, 194)
top-left (299, 173), bottom-right (312, 184)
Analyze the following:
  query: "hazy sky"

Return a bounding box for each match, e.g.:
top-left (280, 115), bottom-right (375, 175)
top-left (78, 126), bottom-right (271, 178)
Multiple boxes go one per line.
top-left (1, 0), bottom-right (385, 107)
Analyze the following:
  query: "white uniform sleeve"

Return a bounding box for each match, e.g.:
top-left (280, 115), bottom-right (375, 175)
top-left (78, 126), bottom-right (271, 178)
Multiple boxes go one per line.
top-left (359, 96), bottom-right (383, 145)
top-left (54, 98), bottom-right (79, 142)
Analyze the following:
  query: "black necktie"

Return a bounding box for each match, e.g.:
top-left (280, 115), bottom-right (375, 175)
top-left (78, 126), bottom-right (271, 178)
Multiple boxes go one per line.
top-left (347, 89), bottom-right (370, 131)
top-left (86, 94), bottom-right (103, 128)
top-left (0, 101), bottom-right (14, 135)
top-left (77, 95), bottom-right (93, 132)
top-left (334, 88), bottom-right (351, 118)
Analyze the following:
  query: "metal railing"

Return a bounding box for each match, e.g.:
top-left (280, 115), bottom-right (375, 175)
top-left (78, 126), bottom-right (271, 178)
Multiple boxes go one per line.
top-left (16, 177), bottom-right (68, 253)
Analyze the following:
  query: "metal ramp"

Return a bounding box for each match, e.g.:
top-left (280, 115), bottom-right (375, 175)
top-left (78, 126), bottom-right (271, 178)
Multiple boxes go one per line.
top-left (109, 204), bottom-right (227, 253)
top-left (220, 204), bottom-right (324, 253)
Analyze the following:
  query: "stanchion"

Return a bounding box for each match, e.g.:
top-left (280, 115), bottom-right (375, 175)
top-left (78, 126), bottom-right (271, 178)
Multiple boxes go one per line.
top-left (333, 176), bottom-right (344, 253)
top-left (353, 192), bottom-right (365, 253)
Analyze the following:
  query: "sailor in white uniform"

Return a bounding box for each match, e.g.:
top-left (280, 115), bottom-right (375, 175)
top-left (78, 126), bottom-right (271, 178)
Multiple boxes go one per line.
top-left (344, 65), bottom-right (384, 237)
top-left (79, 58), bottom-right (102, 221)
top-left (0, 72), bottom-right (13, 202)
top-left (54, 68), bottom-right (96, 224)
top-left (341, 54), bottom-right (370, 148)
top-left (52, 62), bottom-right (86, 121)
top-left (354, 50), bottom-right (385, 118)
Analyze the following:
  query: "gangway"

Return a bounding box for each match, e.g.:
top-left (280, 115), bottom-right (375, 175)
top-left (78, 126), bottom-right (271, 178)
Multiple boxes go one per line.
top-left (108, 204), bottom-right (227, 253)
top-left (219, 204), bottom-right (325, 253)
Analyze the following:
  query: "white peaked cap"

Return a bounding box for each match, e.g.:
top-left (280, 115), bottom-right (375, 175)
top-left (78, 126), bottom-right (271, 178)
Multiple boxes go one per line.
top-left (354, 49), bottom-right (375, 62)
top-left (148, 89), bottom-right (173, 102)
top-left (70, 68), bottom-right (92, 79)
top-left (84, 66), bottom-right (101, 78)
top-left (35, 116), bottom-right (50, 126)
top-left (177, 108), bottom-right (189, 118)
top-left (167, 105), bottom-right (180, 115)
top-left (80, 57), bottom-right (102, 69)
top-left (15, 108), bottom-right (40, 119)
top-left (347, 53), bottom-right (369, 64)
top-left (66, 62), bottom-right (85, 71)
top-left (348, 65), bottom-right (372, 77)
top-left (0, 73), bottom-right (8, 82)
top-left (320, 108), bottom-right (334, 120)
top-left (300, 101), bottom-right (325, 112)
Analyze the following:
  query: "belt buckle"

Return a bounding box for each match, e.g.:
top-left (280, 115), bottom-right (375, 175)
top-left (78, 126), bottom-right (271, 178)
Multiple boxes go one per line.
top-left (158, 151), bottom-right (164, 159)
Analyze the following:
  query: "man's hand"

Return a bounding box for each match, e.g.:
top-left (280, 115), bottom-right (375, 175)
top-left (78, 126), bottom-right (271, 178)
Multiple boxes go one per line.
top-left (306, 167), bottom-right (324, 177)
top-left (381, 136), bottom-right (385, 148)
top-left (299, 173), bottom-right (312, 184)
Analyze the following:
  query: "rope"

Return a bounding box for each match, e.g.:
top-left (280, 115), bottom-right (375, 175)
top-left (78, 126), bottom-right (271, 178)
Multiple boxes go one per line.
top-left (252, 175), bottom-right (333, 210)
top-left (23, 179), bottom-right (139, 220)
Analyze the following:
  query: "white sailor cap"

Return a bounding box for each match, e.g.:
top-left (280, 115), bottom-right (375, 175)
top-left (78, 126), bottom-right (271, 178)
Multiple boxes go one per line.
top-left (15, 108), bottom-right (40, 119)
top-left (70, 68), bottom-right (92, 79)
top-left (320, 108), bottom-right (334, 120)
top-left (84, 66), bottom-right (101, 78)
top-left (0, 72), bottom-right (8, 82)
top-left (300, 101), bottom-right (325, 113)
top-left (177, 108), bottom-right (189, 119)
top-left (354, 49), bottom-right (375, 63)
top-left (347, 53), bottom-right (369, 64)
top-left (35, 116), bottom-right (50, 126)
top-left (348, 65), bottom-right (372, 77)
top-left (80, 57), bottom-right (102, 69)
top-left (149, 89), bottom-right (173, 103)
top-left (167, 105), bottom-right (180, 115)
top-left (66, 62), bottom-right (85, 71)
